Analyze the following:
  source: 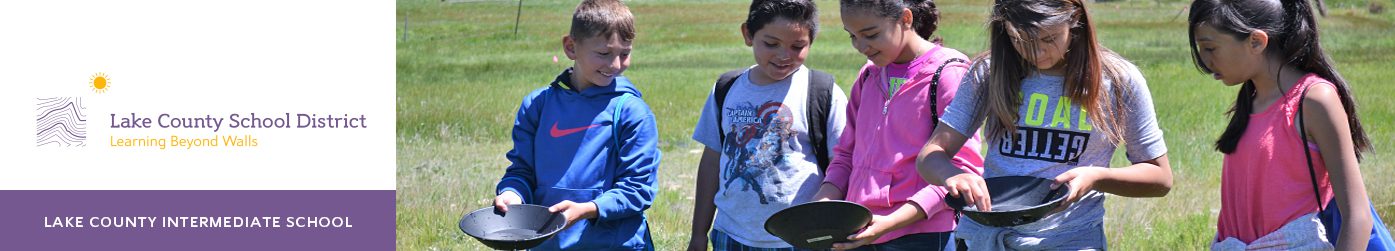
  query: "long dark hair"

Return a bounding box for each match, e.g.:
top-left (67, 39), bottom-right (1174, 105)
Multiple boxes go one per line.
top-left (1188, 0), bottom-right (1370, 158)
top-left (978, 0), bottom-right (1132, 143)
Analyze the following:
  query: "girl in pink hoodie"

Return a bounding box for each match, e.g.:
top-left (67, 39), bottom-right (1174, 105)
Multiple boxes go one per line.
top-left (812, 0), bottom-right (983, 250)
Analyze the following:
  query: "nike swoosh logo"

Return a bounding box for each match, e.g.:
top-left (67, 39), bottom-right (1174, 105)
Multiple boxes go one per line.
top-left (550, 122), bottom-right (600, 138)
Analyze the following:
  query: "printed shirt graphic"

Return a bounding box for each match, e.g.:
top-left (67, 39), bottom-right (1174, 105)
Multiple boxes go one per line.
top-left (885, 59), bottom-right (913, 98)
top-left (939, 59), bottom-right (1167, 236)
top-left (692, 65), bottom-right (847, 248)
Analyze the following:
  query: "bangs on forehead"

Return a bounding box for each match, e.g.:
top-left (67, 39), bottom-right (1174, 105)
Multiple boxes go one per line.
top-left (994, 0), bottom-right (1077, 39)
top-left (1003, 21), bottom-right (1070, 42)
top-left (573, 33), bottom-right (633, 48)
top-left (769, 19), bottom-right (812, 42)
top-left (1189, 21), bottom-right (1219, 41)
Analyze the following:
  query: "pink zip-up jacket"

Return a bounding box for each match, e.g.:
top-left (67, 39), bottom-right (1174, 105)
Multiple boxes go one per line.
top-left (823, 44), bottom-right (985, 244)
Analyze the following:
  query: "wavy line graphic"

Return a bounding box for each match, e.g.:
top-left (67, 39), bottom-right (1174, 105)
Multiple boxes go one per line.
top-left (35, 97), bottom-right (87, 147)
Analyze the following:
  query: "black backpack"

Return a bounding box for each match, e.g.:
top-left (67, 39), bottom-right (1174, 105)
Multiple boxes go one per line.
top-left (712, 69), bottom-right (837, 174)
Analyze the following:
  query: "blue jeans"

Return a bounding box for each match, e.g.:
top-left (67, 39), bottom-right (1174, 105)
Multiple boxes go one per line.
top-left (849, 232), bottom-right (952, 251)
top-left (710, 229), bottom-right (822, 251)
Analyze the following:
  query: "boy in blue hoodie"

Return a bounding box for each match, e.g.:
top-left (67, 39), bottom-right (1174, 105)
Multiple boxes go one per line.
top-left (492, 0), bottom-right (660, 250)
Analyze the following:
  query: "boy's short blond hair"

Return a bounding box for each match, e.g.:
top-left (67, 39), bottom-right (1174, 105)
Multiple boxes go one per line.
top-left (570, 0), bottom-right (635, 42)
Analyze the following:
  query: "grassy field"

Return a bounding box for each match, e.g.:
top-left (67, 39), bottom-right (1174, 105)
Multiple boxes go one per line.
top-left (396, 0), bottom-right (1395, 249)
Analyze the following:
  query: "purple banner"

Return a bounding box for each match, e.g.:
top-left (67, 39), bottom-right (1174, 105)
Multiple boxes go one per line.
top-left (0, 190), bottom-right (394, 250)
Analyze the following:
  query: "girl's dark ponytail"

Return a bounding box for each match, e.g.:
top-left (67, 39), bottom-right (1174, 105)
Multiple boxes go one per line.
top-left (905, 0), bottom-right (941, 42)
top-left (1285, 0), bottom-right (1371, 159)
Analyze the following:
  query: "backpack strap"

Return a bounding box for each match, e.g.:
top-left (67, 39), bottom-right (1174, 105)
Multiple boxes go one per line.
top-left (713, 69), bottom-right (745, 145)
top-left (920, 58), bottom-right (967, 227)
top-left (927, 58), bottom-right (969, 132)
top-left (807, 69), bottom-right (837, 174)
top-left (1296, 85), bottom-right (1325, 212)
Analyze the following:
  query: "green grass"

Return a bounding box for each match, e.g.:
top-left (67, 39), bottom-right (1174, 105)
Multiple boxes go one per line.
top-left (397, 0), bottom-right (1395, 249)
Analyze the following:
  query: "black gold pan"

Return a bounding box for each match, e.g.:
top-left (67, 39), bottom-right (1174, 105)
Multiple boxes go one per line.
top-left (459, 204), bottom-right (567, 250)
top-left (765, 200), bottom-right (873, 249)
top-left (944, 175), bottom-right (1070, 227)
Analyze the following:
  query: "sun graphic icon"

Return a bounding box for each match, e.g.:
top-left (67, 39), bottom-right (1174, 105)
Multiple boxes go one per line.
top-left (90, 72), bottom-right (110, 93)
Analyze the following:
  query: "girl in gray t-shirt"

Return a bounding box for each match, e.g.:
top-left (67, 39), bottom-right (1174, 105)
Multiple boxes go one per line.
top-left (913, 0), bottom-right (1173, 249)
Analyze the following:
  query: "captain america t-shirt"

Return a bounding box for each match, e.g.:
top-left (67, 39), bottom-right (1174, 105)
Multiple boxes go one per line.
top-left (692, 65), bottom-right (848, 248)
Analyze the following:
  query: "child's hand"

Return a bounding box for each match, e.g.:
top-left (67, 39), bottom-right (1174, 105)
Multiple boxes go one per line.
top-left (685, 236), bottom-right (708, 251)
top-left (831, 214), bottom-right (891, 250)
top-left (493, 191), bottom-right (523, 213)
top-left (1051, 166), bottom-right (1107, 212)
top-left (945, 173), bottom-right (991, 211)
top-left (812, 182), bottom-right (845, 201)
top-left (548, 200), bottom-right (599, 227)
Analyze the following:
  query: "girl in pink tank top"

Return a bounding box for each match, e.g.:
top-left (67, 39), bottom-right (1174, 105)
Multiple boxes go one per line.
top-left (1188, 0), bottom-right (1375, 249)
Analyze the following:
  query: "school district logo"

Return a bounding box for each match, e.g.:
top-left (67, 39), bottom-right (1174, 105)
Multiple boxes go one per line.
top-left (36, 97), bottom-right (89, 147)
